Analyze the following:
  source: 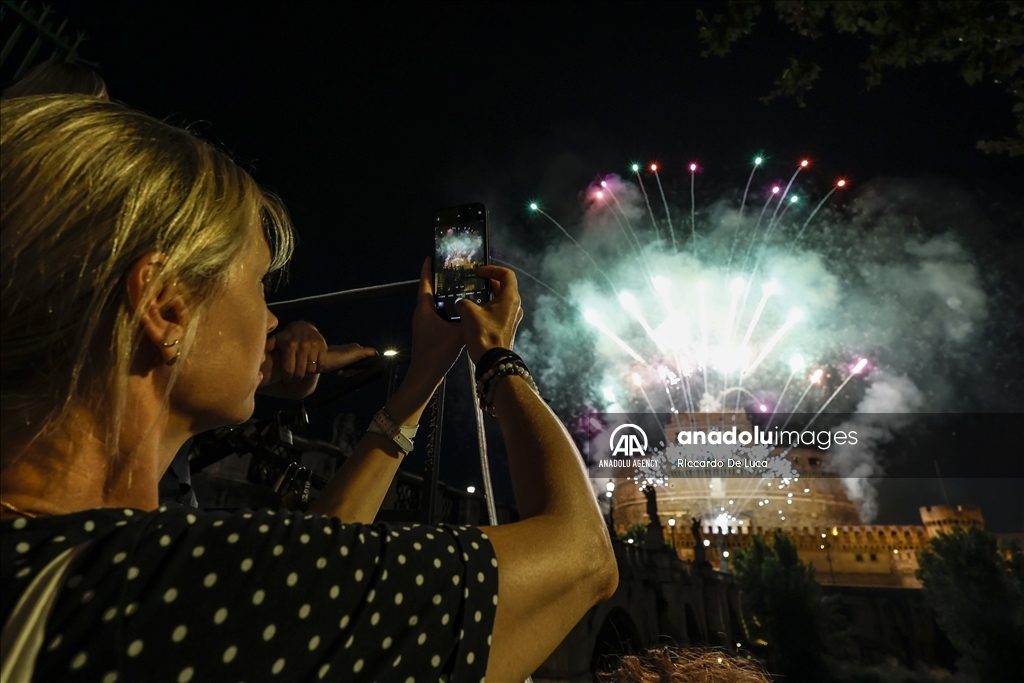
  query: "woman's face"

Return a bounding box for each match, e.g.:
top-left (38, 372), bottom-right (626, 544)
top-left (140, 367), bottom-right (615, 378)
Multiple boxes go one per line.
top-left (170, 229), bottom-right (278, 432)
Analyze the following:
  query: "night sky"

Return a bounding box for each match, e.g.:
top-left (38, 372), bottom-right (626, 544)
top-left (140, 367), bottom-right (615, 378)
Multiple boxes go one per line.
top-left (30, 1), bottom-right (1024, 530)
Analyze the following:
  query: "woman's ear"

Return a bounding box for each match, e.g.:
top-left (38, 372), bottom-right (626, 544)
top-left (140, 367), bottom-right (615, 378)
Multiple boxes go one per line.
top-left (127, 252), bottom-right (191, 367)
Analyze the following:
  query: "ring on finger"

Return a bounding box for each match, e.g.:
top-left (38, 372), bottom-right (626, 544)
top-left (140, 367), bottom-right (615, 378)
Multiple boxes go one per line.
top-left (307, 359), bottom-right (317, 365)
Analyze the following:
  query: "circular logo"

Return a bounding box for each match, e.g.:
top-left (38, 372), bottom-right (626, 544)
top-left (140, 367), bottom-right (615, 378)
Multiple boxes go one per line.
top-left (609, 423), bottom-right (648, 455)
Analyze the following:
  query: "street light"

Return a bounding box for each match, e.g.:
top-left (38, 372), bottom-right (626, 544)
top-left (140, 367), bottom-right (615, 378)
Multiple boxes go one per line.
top-left (604, 481), bottom-right (616, 535)
top-left (667, 517), bottom-right (677, 551)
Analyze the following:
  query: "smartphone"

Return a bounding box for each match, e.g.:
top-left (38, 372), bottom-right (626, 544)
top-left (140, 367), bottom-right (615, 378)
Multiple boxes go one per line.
top-left (432, 203), bottom-right (490, 321)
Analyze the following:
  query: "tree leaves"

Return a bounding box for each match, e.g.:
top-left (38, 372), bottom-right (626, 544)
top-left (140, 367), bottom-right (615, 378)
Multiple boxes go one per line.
top-left (917, 527), bottom-right (1024, 681)
top-left (696, 1), bottom-right (1024, 154)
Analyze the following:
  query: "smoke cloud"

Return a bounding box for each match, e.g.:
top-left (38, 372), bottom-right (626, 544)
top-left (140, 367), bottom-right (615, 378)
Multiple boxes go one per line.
top-left (499, 168), bottom-right (1015, 521)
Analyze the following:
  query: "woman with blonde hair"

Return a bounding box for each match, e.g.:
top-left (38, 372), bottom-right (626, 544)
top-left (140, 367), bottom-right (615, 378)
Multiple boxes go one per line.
top-left (1, 94), bottom-right (617, 682)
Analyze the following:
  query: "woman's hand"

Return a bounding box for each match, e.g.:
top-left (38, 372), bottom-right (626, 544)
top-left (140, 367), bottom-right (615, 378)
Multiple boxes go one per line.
top-left (263, 320), bottom-right (328, 385)
top-left (403, 258), bottom-right (466, 391)
top-left (454, 265), bottom-right (523, 363)
top-left (260, 321), bottom-right (376, 400)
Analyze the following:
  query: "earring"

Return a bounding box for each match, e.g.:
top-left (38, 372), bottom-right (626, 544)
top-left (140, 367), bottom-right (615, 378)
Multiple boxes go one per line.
top-left (163, 339), bottom-right (180, 366)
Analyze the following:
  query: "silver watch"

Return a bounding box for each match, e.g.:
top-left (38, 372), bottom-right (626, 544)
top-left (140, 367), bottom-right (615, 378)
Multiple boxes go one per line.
top-left (367, 409), bottom-right (418, 454)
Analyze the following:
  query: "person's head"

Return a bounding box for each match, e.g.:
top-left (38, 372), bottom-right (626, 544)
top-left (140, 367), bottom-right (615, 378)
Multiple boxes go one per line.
top-left (0, 94), bottom-right (294, 481)
top-left (2, 59), bottom-right (108, 100)
top-left (600, 647), bottom-right (772, 683)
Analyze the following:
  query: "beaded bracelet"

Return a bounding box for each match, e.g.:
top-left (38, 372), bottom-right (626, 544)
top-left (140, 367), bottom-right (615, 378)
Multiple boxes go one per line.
top-left (475, 358), bottom-right (540, 417)
top-left (474, 347), bottom-right (522, 383)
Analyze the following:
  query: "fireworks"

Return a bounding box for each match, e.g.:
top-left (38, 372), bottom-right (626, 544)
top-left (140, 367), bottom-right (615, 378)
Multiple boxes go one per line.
top-left (526, 156), bottom-right (858, 424)
top-left (516, 154), bottom-right (873, 526)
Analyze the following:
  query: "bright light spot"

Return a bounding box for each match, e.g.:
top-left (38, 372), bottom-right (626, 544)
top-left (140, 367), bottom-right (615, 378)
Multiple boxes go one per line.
top-left (772, 186), bottom-right (780, 194)
top-left (837, 179), bottom-right (847, 187)
top-left (804, 488), bottom-right (811, 493)
top-left (790, 195), bottom-right (798, 203)
top-left (601, 386), bottom-right (615, 403)
top-left (788, 308), bottom-right (804, 323)
top-left (781, 516), bottom-right (785, 520)
top-left (822, 533), bottom-right (827, 538)
top-left (652, 276), bottom-right (671, 294)
top-left (821, 544), bottom-right (825, 549)
top-left (605, 491), bottom-right (612, 498)
top-left (894, 549), bottom-right (899, 554)
top-left (689, 163), bottom-right (697, 172)
top-left (466, 486), bottom-right (476, 494)
top-left (628, 538), bottom-right (634, 544)
top-left (723, 551), bottom-right (730, 558)
top-left (728, 500), bottom-right (734, 504)
top-left (668, 518), bottom-right (676, 527)
top-left (631, 164), bottom-right (639, 172)
top-left (650, 163), bottom-right (658, 171)
top-left (754, 157), bottom-right (763, 165)
top-left (703, 539), bottom-right (711, 547)
top-left (383, 349), bottom-right (398, 357)
top-left (762, 281), bottom-right (779, 295)
top-left (632, 373), bottom-right (642, 387)
top-left (730, 277), bottom-right (745, 294)
top-left (529, 203), bottom-right (538, 211)
top-left (606, 481), bottom-right (616, 492)
top-left (758, 502), bottom-right (763, 506)
top-left (852, 358), bottom-right (868, 374)
top-left (810, 369), bottom-right (824, 383)
top-left (789, 353), bottom-right (805, 372)
top-left (596, 191), bottom-right (604, 199)
top-left (600, 180), bottom-right (608, 188)
top-left (787, 500), bottom-right (792, 505)
top-left (759, 404), bottom-right (768, 412)
top-left (800, 159), bottom-right (809, 167)
top-left (584, 309), bottom-right (599, 323)
top-left (618, 291), bottom-right (637, 309)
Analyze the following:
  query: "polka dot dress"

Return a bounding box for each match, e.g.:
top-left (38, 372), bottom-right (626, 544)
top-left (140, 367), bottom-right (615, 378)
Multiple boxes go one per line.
top-left (2, 507), bottom-right (498, 682)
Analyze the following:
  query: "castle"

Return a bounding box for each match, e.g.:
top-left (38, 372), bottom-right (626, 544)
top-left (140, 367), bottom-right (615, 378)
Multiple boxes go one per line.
top-left (610, 411), bottom-right (983, 588)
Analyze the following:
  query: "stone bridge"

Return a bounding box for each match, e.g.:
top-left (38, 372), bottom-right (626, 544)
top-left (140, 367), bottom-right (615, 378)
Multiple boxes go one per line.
top-left (534, 538), bottom-right (746, 683)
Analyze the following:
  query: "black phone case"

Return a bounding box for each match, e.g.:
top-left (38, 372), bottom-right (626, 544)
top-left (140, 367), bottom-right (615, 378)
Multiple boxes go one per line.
top-left (432, 203), bottom-right (490, 321)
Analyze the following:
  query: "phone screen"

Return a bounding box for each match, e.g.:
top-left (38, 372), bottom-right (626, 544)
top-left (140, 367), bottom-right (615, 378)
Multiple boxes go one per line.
top-left (433, 204), bottom-right (488, 319)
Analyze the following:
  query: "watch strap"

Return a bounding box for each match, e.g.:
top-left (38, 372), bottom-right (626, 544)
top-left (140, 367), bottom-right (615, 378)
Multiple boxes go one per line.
top-left (367, 409), bottom-right (417, 454)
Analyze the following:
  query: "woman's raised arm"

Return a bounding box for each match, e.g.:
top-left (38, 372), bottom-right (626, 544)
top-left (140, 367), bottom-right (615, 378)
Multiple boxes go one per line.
top-left (455, 266), bottom-right (619, 682)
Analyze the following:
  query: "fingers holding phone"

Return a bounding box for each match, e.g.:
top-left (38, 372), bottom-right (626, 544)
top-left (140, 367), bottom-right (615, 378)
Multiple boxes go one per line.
top-left (455, 265), bottom-right (523, 364)
top-left (405, 257), bottom-right (466, 389)
top-left (432, 203), bottom-right (489, 321)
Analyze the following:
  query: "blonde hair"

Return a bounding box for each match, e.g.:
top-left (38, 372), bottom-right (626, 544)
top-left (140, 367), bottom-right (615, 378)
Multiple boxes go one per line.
top-left (0, 94), bottom-right (295, 482)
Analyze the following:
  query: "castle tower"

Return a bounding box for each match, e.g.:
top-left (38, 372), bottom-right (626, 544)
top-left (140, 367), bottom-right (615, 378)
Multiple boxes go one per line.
top-left (611, 411), bottom-right (860, 534)
top-left (919, 504), bottom-right (984, 539)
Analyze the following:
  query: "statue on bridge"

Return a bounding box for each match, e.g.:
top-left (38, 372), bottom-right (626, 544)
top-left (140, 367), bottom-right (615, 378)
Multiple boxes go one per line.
top-left (691, 517), bottom-right (708, 565)
top-left (642, 485), bottom-right (665, 550)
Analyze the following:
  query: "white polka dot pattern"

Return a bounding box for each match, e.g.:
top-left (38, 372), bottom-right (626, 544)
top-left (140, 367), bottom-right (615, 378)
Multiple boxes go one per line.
top-left (2, 506), bottom-right (497, 681)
